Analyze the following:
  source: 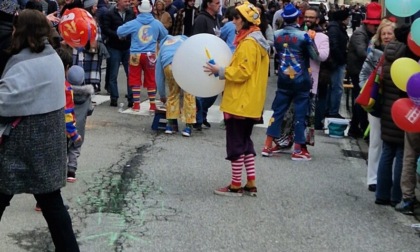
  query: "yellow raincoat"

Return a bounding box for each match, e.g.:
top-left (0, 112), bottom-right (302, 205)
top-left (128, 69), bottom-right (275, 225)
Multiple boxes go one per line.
top-left (220, 35), bottom-right (269, 119)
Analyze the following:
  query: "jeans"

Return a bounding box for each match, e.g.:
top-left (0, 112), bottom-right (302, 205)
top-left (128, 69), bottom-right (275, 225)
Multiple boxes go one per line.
top-left (327, 65), bottom-right (345, 115)
top-left (107, 47), bottom-right (132, 102)
top-left (0, 190), bottom-right (80, 251)
top-left (196, 95), bottom-right (218, 125)
top-left (375, 141), bottom-right (404, 203)
top-left (266, 88), bottom-right (310, 144)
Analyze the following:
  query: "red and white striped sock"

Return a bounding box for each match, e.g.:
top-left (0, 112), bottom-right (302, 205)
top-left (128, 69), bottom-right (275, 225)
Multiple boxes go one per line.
top-left (231, 155), bottom-right (244, 187)
top-left (244, 154), bottom-right (256, 181)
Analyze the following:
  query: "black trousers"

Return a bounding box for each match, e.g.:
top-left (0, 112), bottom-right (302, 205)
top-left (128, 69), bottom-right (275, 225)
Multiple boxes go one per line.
top-left (349, 74), bottom-right (368, 132)
top-left (0, 190), bottom-right (80, 252)
top-left (225, 117), bottom-right (256, 161)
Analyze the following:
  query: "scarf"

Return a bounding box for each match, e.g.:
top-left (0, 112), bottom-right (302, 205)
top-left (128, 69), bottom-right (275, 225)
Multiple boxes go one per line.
top-left (233, 26), bottom-right (260, 46)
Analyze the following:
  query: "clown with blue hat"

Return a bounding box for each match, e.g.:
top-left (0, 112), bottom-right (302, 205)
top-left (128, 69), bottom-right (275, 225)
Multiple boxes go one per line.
top-left (262, 3), bottom-right (319, 161)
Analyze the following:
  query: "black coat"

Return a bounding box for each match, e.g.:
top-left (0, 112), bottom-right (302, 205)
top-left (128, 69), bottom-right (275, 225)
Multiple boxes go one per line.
top-left (327, 21), bottom-right (349, 67)
top-left (101, 6), bottom-right (135, 51)
top-left (380, 41), bottom-right (407, 145)
top-left (347, 25), bottom-right (373, 76)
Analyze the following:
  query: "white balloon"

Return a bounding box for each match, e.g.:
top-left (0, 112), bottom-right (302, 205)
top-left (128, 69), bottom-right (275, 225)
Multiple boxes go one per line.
top-left (172, 34), bottom-right (232, 98)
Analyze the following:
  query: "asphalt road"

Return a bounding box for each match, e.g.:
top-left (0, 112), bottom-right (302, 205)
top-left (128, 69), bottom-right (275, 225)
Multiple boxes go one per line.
top-left (1, 60), bottom-right (419, 252)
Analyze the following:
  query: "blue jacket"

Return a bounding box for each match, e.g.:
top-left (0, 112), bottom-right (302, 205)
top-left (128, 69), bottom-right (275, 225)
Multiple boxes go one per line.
top-left (220, 21), bottom-right (236, 53)
top-left (117, 13), bottom-right (168, 53)
top-left (155, 35), bottom-right (188, 98)
top-left (274, 24), bottom-right (319, 91)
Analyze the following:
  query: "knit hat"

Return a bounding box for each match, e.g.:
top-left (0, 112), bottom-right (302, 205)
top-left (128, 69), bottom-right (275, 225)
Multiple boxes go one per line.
top-left (332, 9), bottom-right (350, 22)
top-left (84, 0), bottom-right (98, 8)
top-left (281, 3), bottom-right (301, 19)
top-left (363, 2), bottom-right (382, 25)
top-left (67, 65), bottom-right (85, 86)
top-left (235, 1), bottom-right (261, 25)
top-left (138, 0), bottom-right (152, 13)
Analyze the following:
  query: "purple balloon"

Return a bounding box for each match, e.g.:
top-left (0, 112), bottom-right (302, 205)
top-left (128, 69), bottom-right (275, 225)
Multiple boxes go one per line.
top-left (407, 72), bottom-right (420, 106)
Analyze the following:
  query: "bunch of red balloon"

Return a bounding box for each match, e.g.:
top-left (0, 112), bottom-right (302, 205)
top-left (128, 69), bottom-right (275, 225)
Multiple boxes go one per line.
top-left (390, 58), bottom-right (420, 133)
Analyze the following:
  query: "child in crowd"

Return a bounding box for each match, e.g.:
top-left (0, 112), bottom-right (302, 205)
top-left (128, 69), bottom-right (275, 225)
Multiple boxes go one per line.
top-left (66, 65), bottom-right (95, 182)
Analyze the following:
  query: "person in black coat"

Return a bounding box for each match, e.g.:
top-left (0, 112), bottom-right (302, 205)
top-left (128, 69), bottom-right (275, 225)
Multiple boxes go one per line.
top-left (101, 0), bottom-right (136, 107)
top-left (325, 9), bottom-right (349, 119)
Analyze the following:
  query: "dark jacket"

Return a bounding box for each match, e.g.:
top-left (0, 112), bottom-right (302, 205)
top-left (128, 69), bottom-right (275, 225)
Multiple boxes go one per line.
top-left (380, 41), bottom-right (407, 145)
top-left (192, 10), bottom-right (220, 35)
top-left (0, 11), bottom-right (13, 76)
top-left (172, 6), bottom-right (199, 36)
top-left (101, 6), bottom-right (135, 51)
top-left (327, 21), bottom-right (348, 67)
top-left (347, 24), bottom-right (373, 76)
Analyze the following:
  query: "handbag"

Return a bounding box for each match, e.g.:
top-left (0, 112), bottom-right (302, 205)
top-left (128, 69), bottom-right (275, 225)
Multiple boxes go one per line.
top-left (355, 55), bottom-right (384, 110)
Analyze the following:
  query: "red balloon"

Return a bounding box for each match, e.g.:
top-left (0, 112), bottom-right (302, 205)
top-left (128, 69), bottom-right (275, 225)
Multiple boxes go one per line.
top-left (58, 8), bottom-right (97, 49)
top-left (391, 98), bottom-right (420, 132)
top-left (408, 33), bottom-right (420, 57)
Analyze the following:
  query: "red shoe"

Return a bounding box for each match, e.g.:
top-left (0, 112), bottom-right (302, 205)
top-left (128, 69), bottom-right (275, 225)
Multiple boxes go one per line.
top-left (261, 146), bottom-right (273, 157)
top-left (149, 103), bottom-right (157, 111)
top-left (270, 144), bottom-right (284, 153)
top-left (291, 148), bottom-right (312, 161)
top-left (214, 185), bottom-right (243, 197)
top-left (132, 102), bottom-right (140, 111)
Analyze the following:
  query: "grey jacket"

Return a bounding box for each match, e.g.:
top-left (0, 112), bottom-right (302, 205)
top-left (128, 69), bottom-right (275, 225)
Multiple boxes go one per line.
top-left (359, 47), bottom-right (383, 88)
top-left (0, 44), bottom-right (67, 194)
top-left (72, 85), bottom-right (94, 147)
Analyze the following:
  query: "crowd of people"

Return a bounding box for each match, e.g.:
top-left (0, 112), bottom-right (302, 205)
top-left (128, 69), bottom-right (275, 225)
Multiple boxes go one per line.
top-left (0, 0), bottom-right (420, 249)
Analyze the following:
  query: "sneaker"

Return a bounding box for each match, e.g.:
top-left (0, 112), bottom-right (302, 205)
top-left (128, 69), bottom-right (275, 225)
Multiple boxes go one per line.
top-left (127, 101), bottom-right (133, 108)
top-left (132, 102), bottom-right (140, 111)
top-left (110, 99), bottom-right (118, 107)
top-left (193, 123), bottom-right (202, 131)
top-left (271, 144), bottom-right (284, 154)
top-left (165, 125), bottom-right (175, 134)
top-left (395, 198), bottom-right (417, 215)
top-left (214, 185), bottom-right (243, 197)
top-left (182, 127), bottom-right (192, 137)
top-left (368, 184), bottom-right (376, 192)
top-left (149, 103), bottom-right (157, 111)
top-left (67, 171), bottom-right (77, 183)
top-left (243, 185), bottom-right (257, 197)
top-left (291, 148), bottom-right (312, 161)
top-left (202, 120), bottom-right (211, 129)
top-left (375, 198), bottom-right (398, 207)
top-left (261, 146), bottom-right (273, 157)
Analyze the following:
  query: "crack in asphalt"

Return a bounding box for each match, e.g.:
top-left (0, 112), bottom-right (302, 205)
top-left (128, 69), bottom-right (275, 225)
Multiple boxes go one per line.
top-left (8, 144), bottom-right (178, 252)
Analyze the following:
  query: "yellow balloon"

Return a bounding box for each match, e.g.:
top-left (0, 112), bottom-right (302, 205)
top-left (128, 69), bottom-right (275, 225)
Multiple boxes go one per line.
top-left (390, 58), bottom-right (420, 92)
